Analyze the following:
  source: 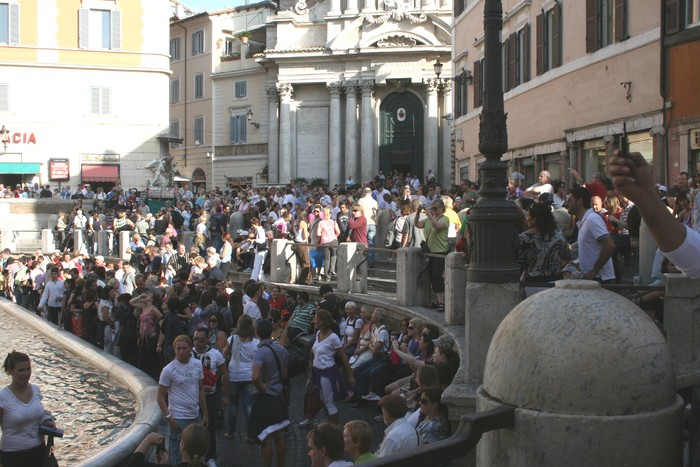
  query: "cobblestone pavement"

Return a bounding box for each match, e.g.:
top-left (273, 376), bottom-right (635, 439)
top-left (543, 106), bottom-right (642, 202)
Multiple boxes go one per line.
top-left (213, 373), bottom-right (387, 467)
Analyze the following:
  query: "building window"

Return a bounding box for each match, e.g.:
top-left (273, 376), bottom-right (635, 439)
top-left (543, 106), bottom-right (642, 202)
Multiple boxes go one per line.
top-left (170, 120), bottom-right (180, 148)
top-left (504, 25), bottom-right (530, 91)
top-left (194, 73), bottom-right (204, 99)
top-left (586, 0), bottom-right (626, 53)
top-left (193, 116), bottom-right (204, 145)
top-left (473, 59), bottom-right (483, 109)
top-left (0, 2), bottom-right (19, 45)
top-left (90, 87), bottom-right (111, 114)
top-left (454, 0), bottom-right (466, 17)
top-left (0, 84), bottom-right (8, 112)
top-left (170, 79), bottom-right (179, 104)
top-left (230, 114), bottom-right (247, 144)
top-left (666, 0), bottom-right (700, 33)
top-left (192, 30), bottom-right (204, 55)
top-left (170, 38), bottom-right (181, 60)
top-left (537, 2), bottom-right (562, 75)
top-left (234, 81), bottom-right (247, 98)
top-left (79, 8), bottom-right (121, 50)
top-left (454, 70), bottom-right (469, 118)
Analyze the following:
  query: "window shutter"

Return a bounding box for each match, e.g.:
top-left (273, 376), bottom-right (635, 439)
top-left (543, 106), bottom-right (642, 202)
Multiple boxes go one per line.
top-left (585, 0), bottom-right (598, 53)
top-left (523, 24), bottom-right (530, 82)
top-left (507, 34), bottom-right (516, 91)
top-left (665, 0), bottom-right (680, 34)
top-left (9, 3), bottom-right (19, 45)
top-left (553, 2), bottom-right (562, 67)
top-left (102, 88), bottom-right (111, 114)
top-left (536, 13), bottom-right (544, 75)
top-left (230, 116), bottom-right (237, 143)
top-left (90, 87), bottom-right (100, 113)
top-left (0, 84), bottom-right (8, 112)
top-left (473, 60), bottom-right (481, 108)
top-left (238, 116), bottom-right (247, 142)
top-left (79, 8), bottom-right (90, 49)
top-left (111, 10), bottom-right (121, 50)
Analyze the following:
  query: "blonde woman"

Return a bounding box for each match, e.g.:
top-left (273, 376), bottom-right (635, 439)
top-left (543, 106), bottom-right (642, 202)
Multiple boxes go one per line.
top-left (317, 206), bottom-right (340, 280)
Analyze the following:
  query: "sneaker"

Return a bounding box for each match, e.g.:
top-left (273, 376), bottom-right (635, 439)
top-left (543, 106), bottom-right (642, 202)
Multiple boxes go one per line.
top-left (361, 392), bottom-right (381, 401)
top-left (298, 418), bottom-right (315, 428)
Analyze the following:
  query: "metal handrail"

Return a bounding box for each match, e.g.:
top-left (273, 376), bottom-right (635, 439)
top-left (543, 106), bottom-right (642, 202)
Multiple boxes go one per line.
top-left (362, 406), bottom-right (515, 466)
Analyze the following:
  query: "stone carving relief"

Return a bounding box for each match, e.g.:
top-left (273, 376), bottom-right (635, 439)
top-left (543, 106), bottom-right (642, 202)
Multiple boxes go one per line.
top-left (376, 35), bottom-right (418, 47)
top-left (276, 82), bottom-right (294, 100)
top-left (363, 0), bottom-right (427, 25)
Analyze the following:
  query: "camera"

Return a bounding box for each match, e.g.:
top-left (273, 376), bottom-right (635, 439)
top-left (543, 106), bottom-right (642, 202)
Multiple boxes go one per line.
top-left (39, 424), bottom-right (64, 438)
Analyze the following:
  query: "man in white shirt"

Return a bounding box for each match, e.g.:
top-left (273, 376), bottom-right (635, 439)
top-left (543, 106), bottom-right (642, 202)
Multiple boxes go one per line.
top-left (376, 393), bottom-right (419, 457)
top-left (38, 267), bottom-right (64, 324)
top-left (243, 282), bottom-right (263, 321)
top-left (524, 170), bottom-right (554, 198)
top-left (358, 188), bottom-right (379, 267)
top-left (567, 187), bottom-right (615, 282)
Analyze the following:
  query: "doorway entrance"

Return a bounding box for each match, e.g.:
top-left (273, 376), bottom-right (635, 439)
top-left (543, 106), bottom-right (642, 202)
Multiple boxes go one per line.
top-left (379, 92), bottom-right (424, 178)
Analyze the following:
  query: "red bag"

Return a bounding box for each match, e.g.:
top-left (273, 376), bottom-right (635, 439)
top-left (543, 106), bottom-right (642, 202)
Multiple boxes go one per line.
top-left (72, 313), bottom-right (85, 337)
top-left (202, 367), bottom-right (217, 387)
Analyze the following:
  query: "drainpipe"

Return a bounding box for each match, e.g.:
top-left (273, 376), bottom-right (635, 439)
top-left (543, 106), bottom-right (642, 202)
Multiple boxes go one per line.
top-left (659, 0), bottom-right (669, 184)
top-left (175, 22), bottom-right (188, 167)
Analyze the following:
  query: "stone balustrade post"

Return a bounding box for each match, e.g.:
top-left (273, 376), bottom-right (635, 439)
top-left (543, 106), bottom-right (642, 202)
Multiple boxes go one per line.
top-left (41, 229), bottom-right (56, 254)
top-left (96, 231), bottom-right (110, 256)
top-left (270, 239), bottom-right (296, 284)
top-left (73, 230), bottom-right (87, 255)
top-left (119, 231), bottom-right (132, 262)
top-left (664, 275), bottom-right (700, 389)
top-left (445, 252), bottom-right (467, 325)
top-left (337, 243), bottom-right (367, 294)
top-left (229, 212), bottom-right (245, 238)
top-left (396, 247), bottom-right (431, 306)
top-left (375, 209), bottom-right (392, 261)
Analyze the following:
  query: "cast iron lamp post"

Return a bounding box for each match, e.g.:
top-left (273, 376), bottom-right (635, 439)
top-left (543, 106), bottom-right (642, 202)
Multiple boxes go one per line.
top-left (467, 0), bottom-right (521, 283)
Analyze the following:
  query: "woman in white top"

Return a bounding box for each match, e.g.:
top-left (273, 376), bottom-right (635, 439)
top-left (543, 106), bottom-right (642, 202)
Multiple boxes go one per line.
top-left (340, 301), bottom-right (363, 358)
top-left (298, 310), bottom-right (354, 428)
top-left (219, 232), bottom-right (234, 278)
top-left (0, 352), bottom-right (58, 466)
top-left (249, 217), bottom-right (268, 282)
top-left (99, 287), bottom-right (120, 356)
top-left (224, 315), bottom-right (259, 440)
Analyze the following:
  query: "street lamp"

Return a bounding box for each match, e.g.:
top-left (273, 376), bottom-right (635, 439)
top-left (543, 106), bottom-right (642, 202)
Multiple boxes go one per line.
top-left (246, 109), bottom-right (260, 129)
top-left (433, 58), bottom-right (443, 79)
top-left (0, 125), bottom-right (9, 153)
top-left (467, 0), bottom-right (521, 283)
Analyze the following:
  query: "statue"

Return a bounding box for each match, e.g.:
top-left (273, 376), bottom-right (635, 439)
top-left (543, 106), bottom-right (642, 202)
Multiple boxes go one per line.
top-left (145, 155), bottom-right (179, 187)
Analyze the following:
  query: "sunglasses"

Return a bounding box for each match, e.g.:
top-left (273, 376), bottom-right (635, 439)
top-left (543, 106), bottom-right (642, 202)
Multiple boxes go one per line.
top-left (352, 209), bottom-right (360, 213)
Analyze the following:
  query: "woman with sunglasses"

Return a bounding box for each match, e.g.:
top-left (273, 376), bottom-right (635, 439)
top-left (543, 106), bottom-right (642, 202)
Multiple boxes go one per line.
top-left (417, 386), bottom-right (450, 444)
top-left (207, 311), bottom-right (229, 353)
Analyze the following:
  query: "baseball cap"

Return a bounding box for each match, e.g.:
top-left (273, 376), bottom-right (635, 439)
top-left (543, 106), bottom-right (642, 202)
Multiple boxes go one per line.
top-left (432, 334), bottom-right (455, 349)
top-left (656, 184), bottom-right (667, 193)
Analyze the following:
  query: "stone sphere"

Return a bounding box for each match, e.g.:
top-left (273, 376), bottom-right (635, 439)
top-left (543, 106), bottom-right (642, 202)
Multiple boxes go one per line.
top-left (483, 280), bottom-right (676, 415)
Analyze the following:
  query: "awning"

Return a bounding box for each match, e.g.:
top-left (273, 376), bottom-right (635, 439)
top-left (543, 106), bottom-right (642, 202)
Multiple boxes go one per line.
top-left (81, 164), bottom-right (120, 182)
top-left (174, 175), bottom-right (191, 182)
top-left (0, 162), bottom-right (41, 174)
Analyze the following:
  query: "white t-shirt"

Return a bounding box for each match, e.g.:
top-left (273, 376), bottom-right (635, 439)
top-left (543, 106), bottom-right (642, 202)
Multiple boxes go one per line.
top-left (228, 335), bottom-right (260, 382)
top-left (243, 300), bottom-right (262, 322)
top-left (576, 208), bottom-right (615, 281)
top-left (342, 316), bottom-right (363, 345)
top-left (312, 332), bottom-right (342, 370)
top-left (371, 324), bottom-right (390, 353)
top-left (663, 225), bottom-right (700, 279)
top-left (0, 384), bottom-right (47, 451)
top-left (159, 357), bottom-right (203, 419)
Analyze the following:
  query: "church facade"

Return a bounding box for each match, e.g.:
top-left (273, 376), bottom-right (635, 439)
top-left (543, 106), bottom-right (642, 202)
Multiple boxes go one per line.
top-left (260, 0), bottom-right (454, 188)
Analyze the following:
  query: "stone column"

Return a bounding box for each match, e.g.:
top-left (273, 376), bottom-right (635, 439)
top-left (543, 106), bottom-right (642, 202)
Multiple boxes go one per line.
top-left (96, 230), bottom-right (110, 256)
top-left (277, 83), bottom-right (294, 184)
top-left (422, 0), bottom-right (436, 8)
top-left (360, 80), bottom-right (375, 184)
top-left (362, 0), bottom-right (376, 12)
top-left (328, 82), bottom-right (343, 188)
top-left (440, 80), bottom-right (453, 187)
top-left (345, 0), bottom-right (358, 14)
top-left (73, 230), bottom-right (86, 255)
top-left (337, 242), bottom-right (368, 294)
top-left (424, 78), bottom-right (440, 182)
top-left (445, 252), bottom-right (467, 325)
top-left (270, 239), bottom-right (296, 283)
top-left (329, 0), bottom-right (341, 14)
top-left (266, 85), bottom-right (280, 184)
top-left (119, 231), bottom-right (132, 261)
top-left (41, 229), bottom-right (56, 254)
top-left (344, 81), bottom-right (358, 183)
top-left (396, 247), bottom-right (431, 306)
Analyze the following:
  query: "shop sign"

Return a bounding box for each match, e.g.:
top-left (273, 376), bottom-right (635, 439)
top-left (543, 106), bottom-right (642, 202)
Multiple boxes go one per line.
top-left (48, 159), bottom-right (70, 181)
top-left (81, 154), bottom-right (120, 163)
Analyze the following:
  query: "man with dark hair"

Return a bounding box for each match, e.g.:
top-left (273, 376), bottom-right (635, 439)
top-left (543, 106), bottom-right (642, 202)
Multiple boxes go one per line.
top-left (244, 282), bottom-right (262, 321)
top-left (567, 186), bottom-right (615, 283)
top-left (38, 267), bottom-right (64, 324)
top-left (307, 423), bottom-right (352, 467)
top-left (284, 291), bottom-right (315, 344)
top-left (376, 393), bottom-right (418, 457)
top-left (250, 319), bottom-right (289, 467)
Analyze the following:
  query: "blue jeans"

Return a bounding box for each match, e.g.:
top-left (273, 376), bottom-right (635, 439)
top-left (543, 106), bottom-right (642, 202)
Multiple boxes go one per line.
top-left (367, 224), bottom-right (376, 266)
top-left (227, 381), bottom-right (253, 436)
top-left (169, 417), bottom-right (199, 465)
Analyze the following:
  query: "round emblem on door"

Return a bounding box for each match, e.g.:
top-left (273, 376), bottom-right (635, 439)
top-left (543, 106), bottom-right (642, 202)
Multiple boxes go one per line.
top-left (396, 108), bottom-right (406, 122)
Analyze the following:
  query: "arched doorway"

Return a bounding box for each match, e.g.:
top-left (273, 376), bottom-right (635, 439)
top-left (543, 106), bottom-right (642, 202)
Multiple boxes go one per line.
top-left (192, 168), bottom-right (206, 191)
top-left (379, 92), bottom-right (424, 177)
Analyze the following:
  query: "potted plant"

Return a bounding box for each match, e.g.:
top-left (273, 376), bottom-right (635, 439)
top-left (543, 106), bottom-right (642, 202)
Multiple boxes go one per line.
top-left (236, 31), bottom-right (252, 44)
